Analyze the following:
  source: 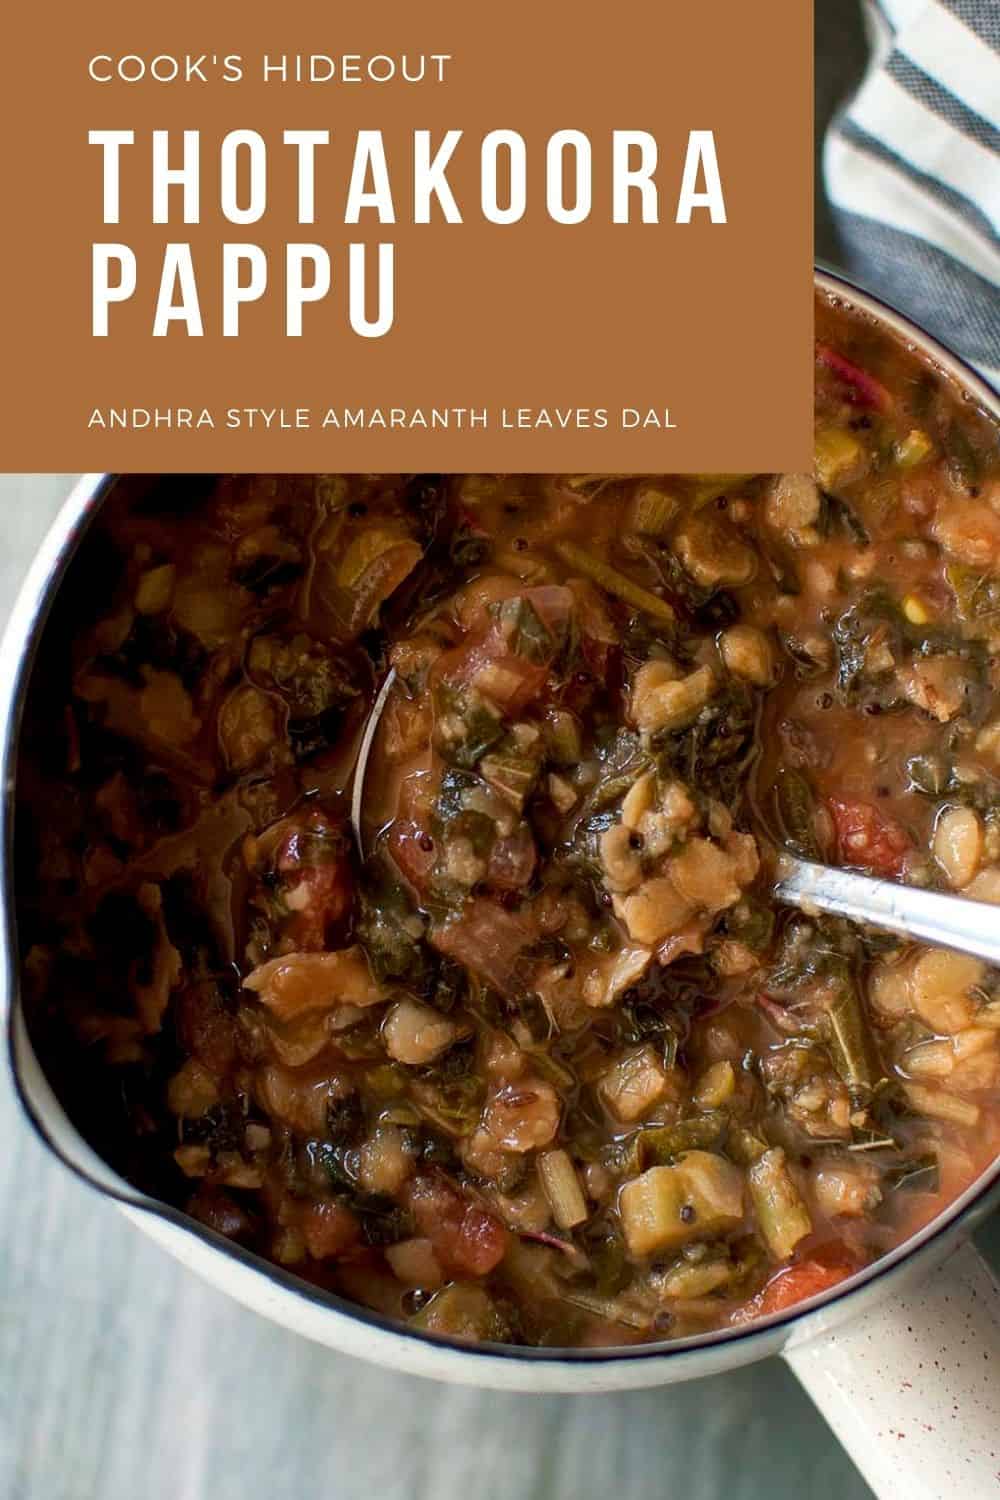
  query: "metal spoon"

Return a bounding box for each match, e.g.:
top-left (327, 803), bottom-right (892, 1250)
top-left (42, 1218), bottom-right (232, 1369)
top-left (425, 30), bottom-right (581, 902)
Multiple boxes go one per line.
top-left (351, 672), bottom-right (1000, 966)
top-left (350, 668), bottom-right (396, 850)
top-left (774, 854), bottom-right (1000, 965)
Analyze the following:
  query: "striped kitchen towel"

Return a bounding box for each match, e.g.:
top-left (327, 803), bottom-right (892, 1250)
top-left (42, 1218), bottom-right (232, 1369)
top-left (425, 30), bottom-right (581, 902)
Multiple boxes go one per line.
top-left (824, 0), bottom-right (1000, 389)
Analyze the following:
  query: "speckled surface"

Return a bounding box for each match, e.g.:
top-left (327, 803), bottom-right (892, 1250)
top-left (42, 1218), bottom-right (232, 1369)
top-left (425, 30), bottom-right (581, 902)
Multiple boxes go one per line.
top-left (789, 1242), bottom-right (1000, 1498)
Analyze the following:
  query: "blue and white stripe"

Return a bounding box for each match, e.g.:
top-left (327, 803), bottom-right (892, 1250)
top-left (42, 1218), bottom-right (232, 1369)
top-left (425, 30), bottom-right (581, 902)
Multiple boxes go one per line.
top-left (825, 0), bottom-right (1000, 388)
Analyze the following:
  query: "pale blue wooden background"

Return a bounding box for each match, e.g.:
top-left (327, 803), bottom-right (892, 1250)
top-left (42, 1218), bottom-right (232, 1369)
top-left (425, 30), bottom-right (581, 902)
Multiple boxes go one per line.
top-left (0, 475), bottom-right (877, 1500)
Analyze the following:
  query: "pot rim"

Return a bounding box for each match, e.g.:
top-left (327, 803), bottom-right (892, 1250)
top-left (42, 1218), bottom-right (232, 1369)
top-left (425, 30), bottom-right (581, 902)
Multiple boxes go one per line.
top-left (3, 266), bottom-right (1000, 1369)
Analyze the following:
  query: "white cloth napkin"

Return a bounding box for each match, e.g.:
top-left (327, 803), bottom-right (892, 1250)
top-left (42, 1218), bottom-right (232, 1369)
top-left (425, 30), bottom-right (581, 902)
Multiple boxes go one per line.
top-left (825, 0), bottom-right (1000, 387)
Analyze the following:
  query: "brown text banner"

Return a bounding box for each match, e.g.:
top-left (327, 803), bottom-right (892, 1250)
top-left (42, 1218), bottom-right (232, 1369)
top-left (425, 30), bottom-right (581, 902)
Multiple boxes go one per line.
top-left (0, 1), bottom-right (814, 471)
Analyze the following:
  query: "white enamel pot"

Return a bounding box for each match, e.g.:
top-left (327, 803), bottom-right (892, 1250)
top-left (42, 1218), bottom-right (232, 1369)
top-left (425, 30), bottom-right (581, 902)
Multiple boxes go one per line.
top-left (4, 271), bottom-right (1000, 1500)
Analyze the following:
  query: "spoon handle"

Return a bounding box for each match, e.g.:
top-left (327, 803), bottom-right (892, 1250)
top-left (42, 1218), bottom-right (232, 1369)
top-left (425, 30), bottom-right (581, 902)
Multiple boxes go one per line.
top-left (350, 668), bottom-right (397, 851)
top-left (775, 855), bottom-right (1000, 966)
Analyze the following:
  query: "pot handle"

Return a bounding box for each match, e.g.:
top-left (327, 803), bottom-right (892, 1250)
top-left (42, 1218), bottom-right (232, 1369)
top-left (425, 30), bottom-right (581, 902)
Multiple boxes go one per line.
top-left (784, 1240), bottom-right (1000, 1500)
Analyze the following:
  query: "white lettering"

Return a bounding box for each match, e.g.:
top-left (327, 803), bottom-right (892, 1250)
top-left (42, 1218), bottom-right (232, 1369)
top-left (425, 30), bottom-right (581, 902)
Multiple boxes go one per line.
top-left (153, 244), bottom-right (203, 335)
top-left (92, 244), bottom-right (136, 334)
top-left (222, 244), bottom-right (267, 334)
top-left (220, 130), bottom-right (267, 225)
top-left (348, 242), bottom-right (394, 337)
top-left (344, 132), bottom-right (395, 223)
top-left (286, 245), bottom-right (331, 334)
top-left (546, 130), bottom-right (592, 225)
top-left (676, 131), bottom-right (727, 223)
top-left (413, 130), bottom-right (463, 223)
top-left (481, 130), bottom-right (527, 225)
top-left (613, 131), bottom-right (658, 224)
top-left (89, 131), bottom-right (134, 224)
top-left (283, 130), bottom-right (329, 224)
top-left (152, 129), bottom-right (200, 224)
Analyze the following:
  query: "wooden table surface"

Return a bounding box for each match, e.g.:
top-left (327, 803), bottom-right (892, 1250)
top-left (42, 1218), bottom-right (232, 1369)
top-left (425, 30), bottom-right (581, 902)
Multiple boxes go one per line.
top-left (0, 475), bottom-right (888, 1500)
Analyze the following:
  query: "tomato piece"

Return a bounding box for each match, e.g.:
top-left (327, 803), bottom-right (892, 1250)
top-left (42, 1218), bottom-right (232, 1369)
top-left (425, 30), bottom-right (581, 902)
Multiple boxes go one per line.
top-left (276, 811), bottom-right (354, 948)
top-left (469, 640), bottom-right (551, 713)
top-left (486, 829), bottom-right (537, 892)
top-left (567, 580), bottom-right (620, 683)
top-left (299, 1199), bottom-right (361, 1261)
top-left (434, 585), bottom-right (573, 718)
top-left (286, 863), bottom-right (354, 949)
top-left (406, 1174), bottom-right (458, 1235)
top-left (405, 1175), bottom-right (508, 1278)
top-left (175, 982), bottom-right (238, 1074)
top-left (431, 897), bottom-right (537, 990)
top-left (816, 345), bottom-right (892, 412)
top-left (432, 637), bottom-right (543, 716)
top-left (453, 1207), bottom-right (509, 1277)
top-left (827, 797), bottom-right (911, 878)
top-left (757, 1259), bottom-right (854, 1316)
top-left (387, 818), bottom-right (437, 896)
top-left (578, 634), bottom-right (620, 685)
top-left (188, 1188), bottom-right (257, 1244)
top-left (521, 585), bottom-right (574, 636)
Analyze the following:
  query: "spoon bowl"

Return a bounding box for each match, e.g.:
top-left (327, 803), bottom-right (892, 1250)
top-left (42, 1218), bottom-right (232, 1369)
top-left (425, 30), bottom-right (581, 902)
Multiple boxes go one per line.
top-left (350, 670), bottom-right (1000, 967)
